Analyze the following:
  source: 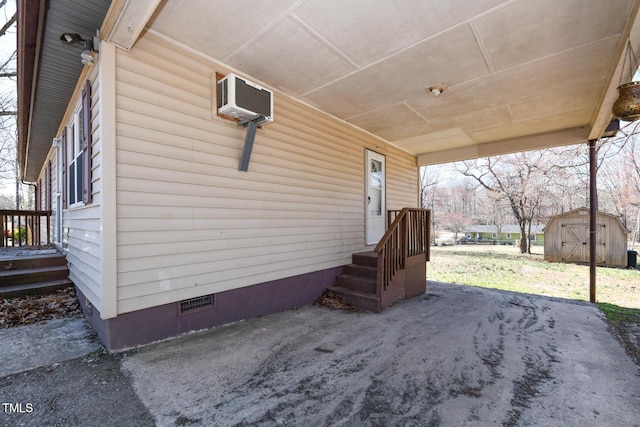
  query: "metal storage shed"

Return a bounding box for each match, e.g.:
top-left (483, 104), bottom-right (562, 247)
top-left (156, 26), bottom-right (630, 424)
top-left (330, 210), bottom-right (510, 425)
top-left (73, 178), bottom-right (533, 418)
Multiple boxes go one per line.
top-left (543, 208), bottom-right (629, 267)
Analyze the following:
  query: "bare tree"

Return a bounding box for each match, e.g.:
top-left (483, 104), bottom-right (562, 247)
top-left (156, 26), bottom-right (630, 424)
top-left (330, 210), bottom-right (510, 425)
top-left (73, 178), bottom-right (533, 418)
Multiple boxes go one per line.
top-left (0, 0), bottom-right (17, 206)
top-left (421, 131), bottom-right (640, 254)
top-left (605, 130), bottom-right (640, 238)
top-left (419, 166), bottom-right (439, 209)
top-left (441, 211), bottom-right (473, 235)
top-left (458, 151), bottom-right (561, 253)
top-left (0, 92), bottom-right (16, 179)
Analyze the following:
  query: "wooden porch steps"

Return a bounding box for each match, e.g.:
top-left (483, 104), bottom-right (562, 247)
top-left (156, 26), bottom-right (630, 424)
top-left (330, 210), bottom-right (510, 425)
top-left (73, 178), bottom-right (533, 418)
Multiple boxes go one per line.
top-left (0, 252), bottom-right (72, 298)
top-left (331, 251), bottom-right (382, 312)
top-left (329, 209), bottom-right (430, 314)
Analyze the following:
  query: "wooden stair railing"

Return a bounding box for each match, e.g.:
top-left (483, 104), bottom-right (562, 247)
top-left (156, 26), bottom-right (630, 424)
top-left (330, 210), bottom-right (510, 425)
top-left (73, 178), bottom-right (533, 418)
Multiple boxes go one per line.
top-left (330, 208), bottom-right (431, 312)
top-left (375, 208), bottom-right (430, 296)
top-left (1, 210), bottom-right (52, 248)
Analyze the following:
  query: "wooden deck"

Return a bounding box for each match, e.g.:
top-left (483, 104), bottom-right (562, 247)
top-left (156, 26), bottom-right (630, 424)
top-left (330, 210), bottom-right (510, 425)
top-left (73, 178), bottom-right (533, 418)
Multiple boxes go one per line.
top-left (0, 246), bottom-right (60, 260)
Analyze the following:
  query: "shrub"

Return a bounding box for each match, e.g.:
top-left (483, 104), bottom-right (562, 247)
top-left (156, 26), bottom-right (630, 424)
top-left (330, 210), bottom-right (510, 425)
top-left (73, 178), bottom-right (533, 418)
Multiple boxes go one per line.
top-left (12, 227), bottom-right (27, 243)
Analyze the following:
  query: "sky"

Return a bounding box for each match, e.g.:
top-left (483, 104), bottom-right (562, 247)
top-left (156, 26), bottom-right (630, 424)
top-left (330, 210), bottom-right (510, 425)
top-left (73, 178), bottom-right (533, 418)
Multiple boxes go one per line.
top-left (0, 0), bottom-right (17, 198)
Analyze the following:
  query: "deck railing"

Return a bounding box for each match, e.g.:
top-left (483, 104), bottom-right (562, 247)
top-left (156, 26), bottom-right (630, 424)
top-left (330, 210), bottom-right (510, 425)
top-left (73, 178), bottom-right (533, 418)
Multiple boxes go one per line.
top-left (375, 208), bottom-right (430, 292)
top-left (1, 210), bottom-right (52, 248)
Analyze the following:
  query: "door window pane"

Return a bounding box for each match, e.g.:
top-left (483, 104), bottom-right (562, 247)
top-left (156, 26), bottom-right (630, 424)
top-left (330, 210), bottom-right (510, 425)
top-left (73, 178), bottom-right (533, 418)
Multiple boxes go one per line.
top-left (370, 159), bottom-right (382, 188)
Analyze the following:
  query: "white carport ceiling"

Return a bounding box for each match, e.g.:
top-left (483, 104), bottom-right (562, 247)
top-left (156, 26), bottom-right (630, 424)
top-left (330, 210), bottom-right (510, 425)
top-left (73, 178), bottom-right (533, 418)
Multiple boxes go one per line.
top-left (144, 0), bottom-right (636, 164)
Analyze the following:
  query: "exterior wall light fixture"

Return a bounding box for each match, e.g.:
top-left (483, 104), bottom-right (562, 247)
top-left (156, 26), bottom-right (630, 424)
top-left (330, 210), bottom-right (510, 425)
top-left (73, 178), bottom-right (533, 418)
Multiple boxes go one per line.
top-left (60, 32), bottom-right (99, 66)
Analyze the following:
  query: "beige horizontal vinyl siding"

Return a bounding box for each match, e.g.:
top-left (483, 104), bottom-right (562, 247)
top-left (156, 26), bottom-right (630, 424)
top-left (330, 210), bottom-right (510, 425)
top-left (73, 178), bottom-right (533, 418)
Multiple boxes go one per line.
top-left (386, 145), bottom-right (419, 209)
top-left (64, 72), bottom-right (103, 312)
top-left (114, 33), bottom-right (418, 314)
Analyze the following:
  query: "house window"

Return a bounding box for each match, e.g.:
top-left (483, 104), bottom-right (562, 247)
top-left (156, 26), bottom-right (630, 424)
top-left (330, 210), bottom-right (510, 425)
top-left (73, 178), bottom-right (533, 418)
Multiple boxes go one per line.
top-left (530, 234), bottom-right (536, 242)
top-left (492, 233), bottom-right (497, 238)
top-left (63, 79), bottom-right (92, 208)
top-left (506, 233), bottom-right (512, 239)
top-left (67, 106), bottom-right (84, 207)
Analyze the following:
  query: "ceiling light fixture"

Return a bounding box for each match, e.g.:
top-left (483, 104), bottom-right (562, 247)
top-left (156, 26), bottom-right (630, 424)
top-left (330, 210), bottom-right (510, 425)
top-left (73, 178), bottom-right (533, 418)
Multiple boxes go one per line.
top-left (427, 83), bottom-right (447, 97)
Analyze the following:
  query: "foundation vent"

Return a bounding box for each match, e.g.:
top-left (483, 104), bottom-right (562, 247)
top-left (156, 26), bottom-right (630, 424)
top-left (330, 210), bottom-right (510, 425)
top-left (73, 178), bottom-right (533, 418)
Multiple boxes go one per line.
top-left (179, 294), bottom-right (215, 315)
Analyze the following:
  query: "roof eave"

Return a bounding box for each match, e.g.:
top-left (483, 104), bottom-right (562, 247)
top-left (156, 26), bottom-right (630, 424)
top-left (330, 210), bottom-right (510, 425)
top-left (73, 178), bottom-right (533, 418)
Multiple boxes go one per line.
top-left (17, 0), bottom-right (45, 182)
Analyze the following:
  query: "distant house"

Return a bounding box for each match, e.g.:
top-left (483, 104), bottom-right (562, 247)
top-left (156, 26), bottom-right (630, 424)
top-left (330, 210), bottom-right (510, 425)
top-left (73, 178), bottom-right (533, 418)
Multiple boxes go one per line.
top-left (543, 208), bottom-right (629, 267)
top-left (464, 224), bottom-right (545, 245)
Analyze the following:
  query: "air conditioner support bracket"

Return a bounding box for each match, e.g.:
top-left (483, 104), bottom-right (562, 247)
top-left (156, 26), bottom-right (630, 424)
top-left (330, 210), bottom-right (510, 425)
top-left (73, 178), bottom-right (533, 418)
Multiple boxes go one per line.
top-left (238, 115), bottom-right (265, 172)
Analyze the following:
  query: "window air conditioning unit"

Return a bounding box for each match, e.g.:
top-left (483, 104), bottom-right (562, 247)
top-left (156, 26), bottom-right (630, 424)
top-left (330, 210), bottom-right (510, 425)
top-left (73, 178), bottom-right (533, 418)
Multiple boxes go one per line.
top-left (217, 73), bottom-right (273, 125)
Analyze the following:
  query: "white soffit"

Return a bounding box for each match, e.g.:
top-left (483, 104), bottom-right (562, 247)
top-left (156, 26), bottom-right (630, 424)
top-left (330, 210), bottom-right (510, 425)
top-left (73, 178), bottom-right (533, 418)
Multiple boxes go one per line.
top-left (108, 0), bottom-right (162, 50)
top-left (147, 0), bottom-right (639, 164)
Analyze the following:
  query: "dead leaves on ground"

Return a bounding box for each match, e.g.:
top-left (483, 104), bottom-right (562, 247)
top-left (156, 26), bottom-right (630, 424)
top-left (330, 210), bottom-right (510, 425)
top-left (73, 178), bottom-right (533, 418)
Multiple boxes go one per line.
top-left (0, 287), bottom-right (82, 328)
top-left (315, 289), bottom-right (358, 312)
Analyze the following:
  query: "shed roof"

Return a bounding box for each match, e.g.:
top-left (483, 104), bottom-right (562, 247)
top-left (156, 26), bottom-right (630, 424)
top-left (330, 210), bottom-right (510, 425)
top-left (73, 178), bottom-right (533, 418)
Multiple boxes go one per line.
top-left (542, 207), bottom-right (630, 233)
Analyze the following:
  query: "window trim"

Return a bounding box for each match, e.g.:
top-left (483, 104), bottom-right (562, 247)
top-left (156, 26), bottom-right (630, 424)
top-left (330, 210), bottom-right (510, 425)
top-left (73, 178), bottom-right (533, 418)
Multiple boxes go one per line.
top-left (67, 103), bottom-right (83, 208)
top-left (61, 128), bottom-right (67, 208)
top-left (81, 79), bottom-right (92, 204)
top-left (64, 79), bottom-right (93, 209)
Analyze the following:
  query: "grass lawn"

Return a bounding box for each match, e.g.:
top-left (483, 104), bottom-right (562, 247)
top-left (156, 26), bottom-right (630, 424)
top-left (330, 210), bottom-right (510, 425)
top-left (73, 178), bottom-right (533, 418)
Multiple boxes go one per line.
top-left (428, 244), bottom-right (640, 309)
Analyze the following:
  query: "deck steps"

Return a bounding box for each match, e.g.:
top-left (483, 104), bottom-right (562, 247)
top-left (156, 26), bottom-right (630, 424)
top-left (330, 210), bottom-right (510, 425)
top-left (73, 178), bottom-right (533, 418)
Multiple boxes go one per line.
top-left (0, 279), bottom-right (74, 299)
top-left (343, 263), bottom-right (377, 278)
top-left (331, 251), bottom-right (381, 312)
top-left (0, 252), bottom-right (71, 298)
top-left (336, 275), bottom-right (376, 293)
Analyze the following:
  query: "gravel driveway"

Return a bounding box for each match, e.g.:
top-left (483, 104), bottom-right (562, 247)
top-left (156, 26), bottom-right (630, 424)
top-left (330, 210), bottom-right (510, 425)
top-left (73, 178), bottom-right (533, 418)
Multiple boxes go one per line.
top-left (2, 281), bottom-right (639, 426)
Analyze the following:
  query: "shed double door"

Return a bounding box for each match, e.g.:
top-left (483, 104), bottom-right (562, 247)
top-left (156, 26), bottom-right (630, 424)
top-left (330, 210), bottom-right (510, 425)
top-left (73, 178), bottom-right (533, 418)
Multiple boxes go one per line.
top-left (561, 223), bottom-right (605, 263)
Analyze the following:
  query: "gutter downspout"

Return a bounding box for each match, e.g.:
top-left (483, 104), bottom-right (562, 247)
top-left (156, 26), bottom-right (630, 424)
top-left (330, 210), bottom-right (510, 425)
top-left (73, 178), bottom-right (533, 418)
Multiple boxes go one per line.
top-left (20, 180), bottom-right (37, 210)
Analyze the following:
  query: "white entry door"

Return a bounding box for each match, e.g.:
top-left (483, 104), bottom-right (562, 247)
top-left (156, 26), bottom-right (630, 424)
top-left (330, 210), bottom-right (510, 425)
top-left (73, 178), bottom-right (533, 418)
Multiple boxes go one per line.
top-left (365, 149), bottom-right (386, 245)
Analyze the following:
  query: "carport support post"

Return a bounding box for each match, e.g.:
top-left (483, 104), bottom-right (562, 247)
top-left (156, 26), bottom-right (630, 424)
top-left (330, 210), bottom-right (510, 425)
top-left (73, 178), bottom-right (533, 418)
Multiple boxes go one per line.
top-left (589, 139), bottom-right (597, 303)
